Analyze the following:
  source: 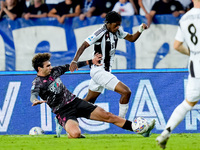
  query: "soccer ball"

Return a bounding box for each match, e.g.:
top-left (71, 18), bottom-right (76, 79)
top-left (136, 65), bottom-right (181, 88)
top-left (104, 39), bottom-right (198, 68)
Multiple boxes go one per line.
top-left (29, 127), bottom-right (44, 135)
top-left (131, 117), bottom-right (149, 134)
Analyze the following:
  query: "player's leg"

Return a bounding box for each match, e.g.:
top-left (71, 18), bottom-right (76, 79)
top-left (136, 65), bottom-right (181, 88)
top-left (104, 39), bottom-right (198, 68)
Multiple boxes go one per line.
top-left (156, 99), bottom-right (194, 149)
top-left (76, 97), bottom-right (132, 130)
top-left (83, 89), bottom-right (101, 103)
top-left (64, 119), bottom-right (82, 138)
top-left (77, 98), bottom-right (155, 137)
top-left (90, 106), bottom-right (130, 129)
top-left (55, 117), bottom-right (63, 138)
top-left (90, 106), bottom-right (155, 135)
top-left (156, 76), bottom-right (200, 149)
top-left (105, 77), bottom-right (131, 118)
top-left (91, 69), bottom-right (131, 118)
top-left (55, 101), bottom-right (85, 139)
top-left (83, 78), bottom-right (102, 103)
top-left (114, 82), bottom-right (131, 104)
top-left (165, 99), bottom-right (196, 131)
top-left (114, 81), bottom-right (131, 118)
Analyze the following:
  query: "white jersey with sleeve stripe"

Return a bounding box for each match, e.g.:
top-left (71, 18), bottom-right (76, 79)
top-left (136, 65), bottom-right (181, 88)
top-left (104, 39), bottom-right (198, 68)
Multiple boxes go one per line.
top-left (175, 8), bottom-right (200, 78)
top-left (85, 24), bottom-right (128, 72)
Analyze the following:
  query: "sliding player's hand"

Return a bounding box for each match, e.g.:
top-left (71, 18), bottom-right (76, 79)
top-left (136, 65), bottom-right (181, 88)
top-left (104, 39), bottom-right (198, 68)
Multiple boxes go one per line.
top-left (32, 99), bottom-right (47, 106)
top-left (69, 61), bottom-right (78, 72)
top-left (92, 53), bottom-right (102, 66)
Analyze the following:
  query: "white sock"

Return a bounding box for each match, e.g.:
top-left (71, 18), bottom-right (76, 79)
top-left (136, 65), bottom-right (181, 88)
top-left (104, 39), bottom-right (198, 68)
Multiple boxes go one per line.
top-left (163, 100), bottom-right (193, 135)
top-left (119, 103), bottom-right (129, 118)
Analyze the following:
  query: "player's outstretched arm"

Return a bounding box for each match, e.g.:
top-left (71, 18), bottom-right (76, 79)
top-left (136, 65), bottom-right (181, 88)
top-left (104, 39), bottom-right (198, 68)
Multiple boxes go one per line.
top-left (70, 41), bottom-right (90, 72)
top-left (124, 23), bottom-right (148, 42)
top-left (70, 52), bottom-right (102, 71)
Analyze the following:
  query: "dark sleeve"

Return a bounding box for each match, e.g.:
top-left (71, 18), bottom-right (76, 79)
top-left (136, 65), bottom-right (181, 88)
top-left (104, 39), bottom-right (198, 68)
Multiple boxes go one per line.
top-left (79, 0), bottom-right (84, 9)
top-left (53, 60), bottom-right (93, 75)
top-left (176, 1), bottom-right (184, 11)
top-left (54, 61), bottom-right (90, 73)
top-left (50, 65), bottom-right (70, 78)
top-left (30, 81), bottom-right (40, 103)
top-left (60, 60), bottom-right (93, 72)
top-left (13, 3), bottom-right (24, 17)
top-left (26, 5), bottom-right (32, 13)
top-left (91, 0), bottom-right (98, 7)
top-left (151, 1), bottom-right (159, 11)
top-left (55, 2), bottom-right (62, 12)
top-left (55, 64), bottom-right (70, 73)
top-left (41, 4), bottom-right (49, 13)
top-left (77, 60), bottom-right (92, 68)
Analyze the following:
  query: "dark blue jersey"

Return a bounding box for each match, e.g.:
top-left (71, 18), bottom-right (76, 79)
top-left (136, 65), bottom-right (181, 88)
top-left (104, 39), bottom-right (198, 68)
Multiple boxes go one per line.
top-left (30, 60), bottom-right (91, 113)
top-left (31, 64), bottom-right (76, 113)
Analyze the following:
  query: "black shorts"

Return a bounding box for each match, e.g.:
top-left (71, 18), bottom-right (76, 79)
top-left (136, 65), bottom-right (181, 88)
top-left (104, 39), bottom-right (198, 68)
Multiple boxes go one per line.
top-left (56, 97), bottom-right (97, 128)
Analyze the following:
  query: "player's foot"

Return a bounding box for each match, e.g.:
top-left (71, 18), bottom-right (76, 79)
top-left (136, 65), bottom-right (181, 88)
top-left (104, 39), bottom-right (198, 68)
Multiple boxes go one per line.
top-left (79, 134), bottom-right (86, 138)
top-left (67, 134), bottom-right (86, 138)
top-left (55, 117), bottom-right (62, 138)
top-left (141, 119), bottom-right (156, 137)
top-left (156, 130), bottom-right (170, 149)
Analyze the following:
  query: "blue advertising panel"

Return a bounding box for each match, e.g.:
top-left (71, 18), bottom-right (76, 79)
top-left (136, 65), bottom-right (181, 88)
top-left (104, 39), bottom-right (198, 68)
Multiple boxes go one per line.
top-left (0, 15), bottom-right (184, 71)
top-left (1, 70), bottom-right (200, 135)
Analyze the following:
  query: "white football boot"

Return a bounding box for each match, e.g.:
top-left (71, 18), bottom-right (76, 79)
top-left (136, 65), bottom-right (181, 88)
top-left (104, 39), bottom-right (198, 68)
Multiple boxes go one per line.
top-left (141, 119), bottom-right (156, 137)
top-left (156, 130), bottom-right (171, 149)
top-left (55, 117), bottom-right (63, 138)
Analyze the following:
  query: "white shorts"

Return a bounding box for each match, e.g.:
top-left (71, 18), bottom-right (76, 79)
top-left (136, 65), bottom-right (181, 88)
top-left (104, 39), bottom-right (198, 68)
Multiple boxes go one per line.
top-left (186, 75), bottom-right (200, 102)
top-left (89, 67), bottom-right (120, 93)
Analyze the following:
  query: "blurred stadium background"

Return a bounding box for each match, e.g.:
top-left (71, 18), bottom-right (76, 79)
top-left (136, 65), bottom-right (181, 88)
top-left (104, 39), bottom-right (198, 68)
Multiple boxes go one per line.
top-left (1, 15), bottom-right (200, 136)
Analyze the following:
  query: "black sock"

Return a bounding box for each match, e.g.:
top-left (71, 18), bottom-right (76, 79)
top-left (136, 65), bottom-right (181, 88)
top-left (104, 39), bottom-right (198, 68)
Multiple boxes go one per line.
top-left (166, 127), bottom-right (171, 133)
top-left (122, 120), bottom-right (133, 131)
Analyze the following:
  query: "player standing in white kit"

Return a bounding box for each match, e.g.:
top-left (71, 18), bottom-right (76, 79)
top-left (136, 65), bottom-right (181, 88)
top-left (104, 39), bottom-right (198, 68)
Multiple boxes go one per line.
top-left (156, 0), bottom-right (200, 149)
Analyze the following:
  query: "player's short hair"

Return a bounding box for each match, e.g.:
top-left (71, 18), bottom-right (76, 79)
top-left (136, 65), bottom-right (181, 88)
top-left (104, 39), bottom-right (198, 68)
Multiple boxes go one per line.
top-left (105, 11), bottom-right (121, 24)
top-left (32, 53), bottom-right (51, 72)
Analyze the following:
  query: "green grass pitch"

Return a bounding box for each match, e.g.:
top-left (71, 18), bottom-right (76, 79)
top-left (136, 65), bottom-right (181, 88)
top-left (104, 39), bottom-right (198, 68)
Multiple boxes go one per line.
top-left (0, 133), bottom-right (200, 150)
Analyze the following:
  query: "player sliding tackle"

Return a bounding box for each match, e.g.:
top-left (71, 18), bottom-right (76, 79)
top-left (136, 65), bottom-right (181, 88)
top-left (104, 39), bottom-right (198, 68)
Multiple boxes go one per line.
top-left (30, 53), bottom-right (155, 138)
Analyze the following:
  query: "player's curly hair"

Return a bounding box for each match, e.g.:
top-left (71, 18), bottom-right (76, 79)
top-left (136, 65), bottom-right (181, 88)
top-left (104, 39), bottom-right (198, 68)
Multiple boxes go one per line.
top-left (105, 11), bottom-right (121, 24)
top-left (32, 53), bottom-right (51, 72)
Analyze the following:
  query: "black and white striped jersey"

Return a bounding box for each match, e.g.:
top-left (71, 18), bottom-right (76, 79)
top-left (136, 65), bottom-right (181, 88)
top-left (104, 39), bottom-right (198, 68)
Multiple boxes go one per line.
top-left (85, 24), bottom-right (128, 72)
top-left (175, 8), bottom-right (200, 78)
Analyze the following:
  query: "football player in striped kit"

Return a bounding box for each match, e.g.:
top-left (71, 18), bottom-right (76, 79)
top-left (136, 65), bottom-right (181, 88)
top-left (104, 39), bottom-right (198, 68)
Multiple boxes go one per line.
top-left (70, 11), bottom-right (155, 130)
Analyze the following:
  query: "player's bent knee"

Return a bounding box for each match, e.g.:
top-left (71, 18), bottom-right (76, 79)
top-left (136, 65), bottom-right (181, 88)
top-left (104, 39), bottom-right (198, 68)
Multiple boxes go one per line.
top-left (121, 88), bottom-right (131, 97)
top-left (125, 89), bottom-right (131, 96)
